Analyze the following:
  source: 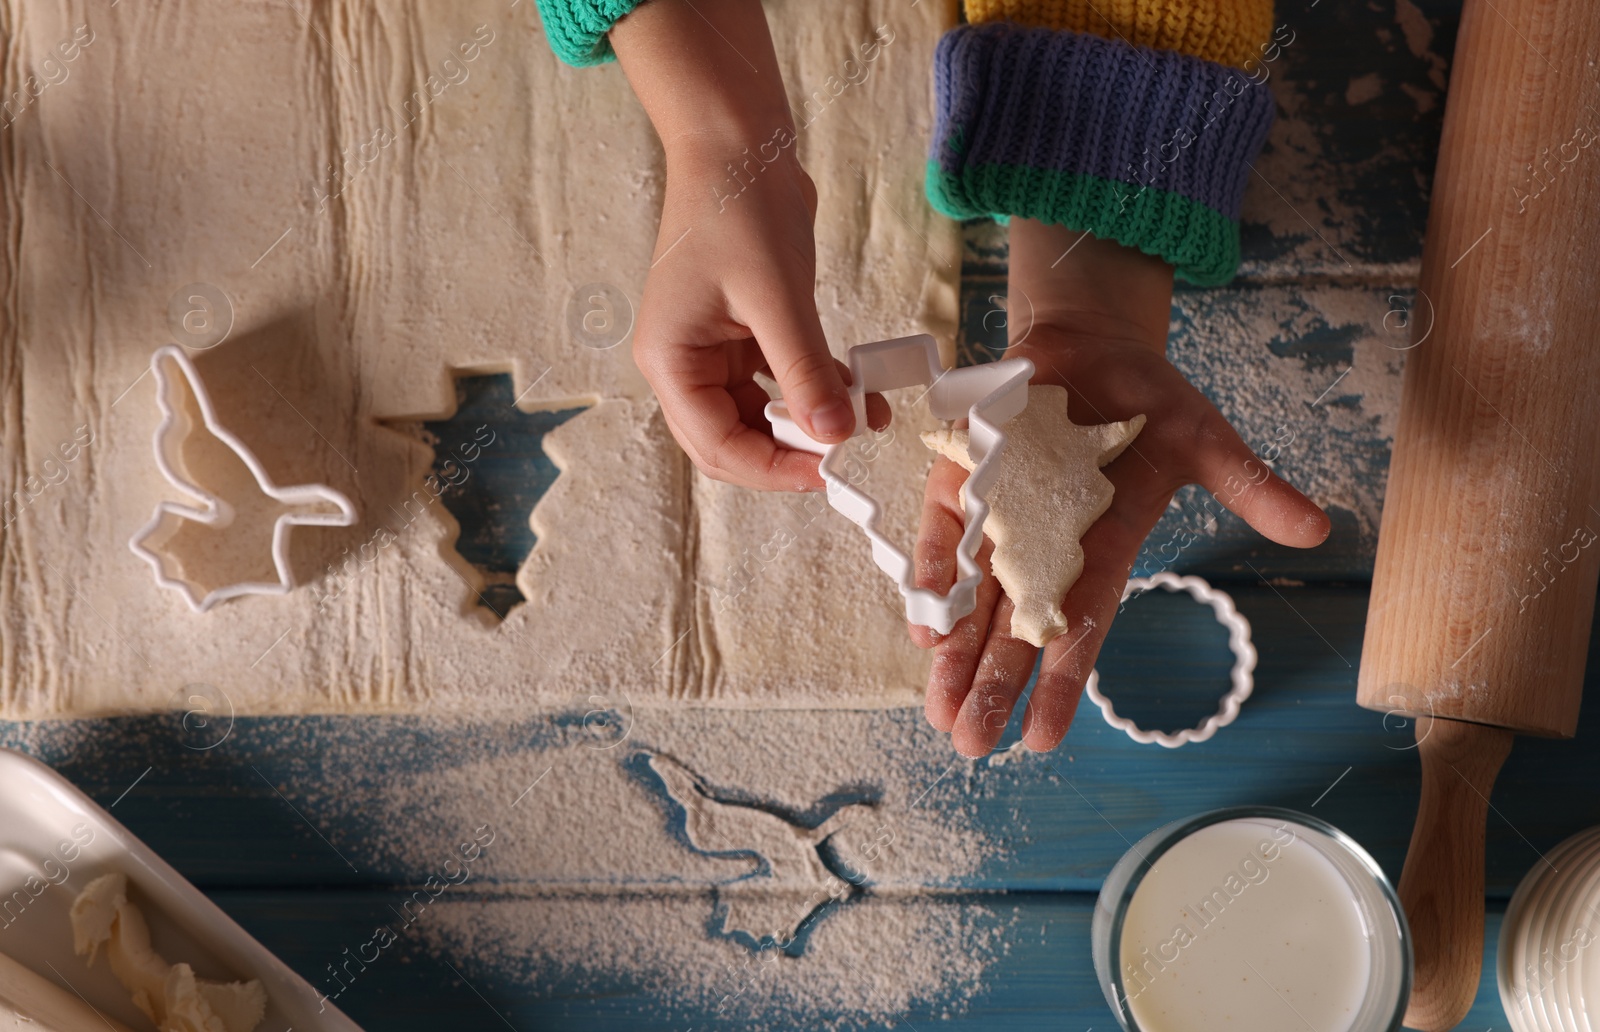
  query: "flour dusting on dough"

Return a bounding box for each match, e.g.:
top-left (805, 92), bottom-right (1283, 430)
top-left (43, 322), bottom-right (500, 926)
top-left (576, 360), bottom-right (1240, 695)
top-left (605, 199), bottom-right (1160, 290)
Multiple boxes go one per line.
top-left (0, 0), bottom-right (959, 717)
top-left (922, 386), bottom-right (1144, 646)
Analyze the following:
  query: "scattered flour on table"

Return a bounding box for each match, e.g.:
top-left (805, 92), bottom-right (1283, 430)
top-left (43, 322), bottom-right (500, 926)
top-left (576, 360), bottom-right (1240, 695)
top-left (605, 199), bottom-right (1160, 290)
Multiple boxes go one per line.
top-left (1394, 0), bottom-right (1449, 90)
top-left (1163, 285), bottom-right (1406, 552)
top-left (294, 708), bottom-right (1017, 1027)
top-left (426, 895), bottom-right (1012, 1030)
top-left (1241, 28), bottom-right (1432, 279)
top-left (0, 710), bottom-right (1019, 1027)
top-left (645, 751), bottom-right (877, 944)
top-left (1345, 73), bottom-right (1383, 105)
top-left (985, 739), bottom-right (1038, 767)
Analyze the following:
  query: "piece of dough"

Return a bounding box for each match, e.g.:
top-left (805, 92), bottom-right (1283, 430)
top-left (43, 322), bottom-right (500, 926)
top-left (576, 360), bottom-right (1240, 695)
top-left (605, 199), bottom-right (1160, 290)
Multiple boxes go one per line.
top-left (922, 385), bottom-right (1145, 647)
top-left (0, 0), bottom-right (958, 716)
top-left (70, 874), bottom-right (266, 1032)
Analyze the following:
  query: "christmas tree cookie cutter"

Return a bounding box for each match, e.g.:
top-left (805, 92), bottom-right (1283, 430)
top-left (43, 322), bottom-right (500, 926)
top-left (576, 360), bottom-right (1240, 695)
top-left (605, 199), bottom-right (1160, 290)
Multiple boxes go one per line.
top-left (128, 345), bottom-right (358, 613)
top-left (764, 334), bottom-right (1033, 635)
top-left (1084, 572), bottom-right (1257, 748)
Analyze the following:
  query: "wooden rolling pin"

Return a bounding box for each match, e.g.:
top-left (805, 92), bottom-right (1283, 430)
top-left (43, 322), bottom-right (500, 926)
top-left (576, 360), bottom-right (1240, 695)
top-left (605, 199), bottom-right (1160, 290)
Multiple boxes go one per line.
top-left (1356, 0), bottom-right (1600, 1028)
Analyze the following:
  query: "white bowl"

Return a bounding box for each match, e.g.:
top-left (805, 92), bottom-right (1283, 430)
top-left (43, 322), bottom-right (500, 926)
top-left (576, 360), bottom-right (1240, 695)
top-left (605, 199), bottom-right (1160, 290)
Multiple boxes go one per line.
top-left (0, 748), bottom-right (364, 1031)
top-left (1499, 826), bottom-right (1600, 1032)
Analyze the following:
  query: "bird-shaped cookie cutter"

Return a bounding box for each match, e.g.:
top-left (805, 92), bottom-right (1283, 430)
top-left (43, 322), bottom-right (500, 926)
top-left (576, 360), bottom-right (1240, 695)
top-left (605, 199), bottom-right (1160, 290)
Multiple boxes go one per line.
top-left (765, 334), bottom-right (1033, 635)
top-left (128, 345), bottom-right (358, 613)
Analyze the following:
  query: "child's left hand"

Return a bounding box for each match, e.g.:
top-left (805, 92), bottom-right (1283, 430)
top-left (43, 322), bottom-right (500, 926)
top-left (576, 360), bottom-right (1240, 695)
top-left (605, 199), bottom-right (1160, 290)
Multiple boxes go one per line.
top-left (909, 222), bottom-right (1330, 758)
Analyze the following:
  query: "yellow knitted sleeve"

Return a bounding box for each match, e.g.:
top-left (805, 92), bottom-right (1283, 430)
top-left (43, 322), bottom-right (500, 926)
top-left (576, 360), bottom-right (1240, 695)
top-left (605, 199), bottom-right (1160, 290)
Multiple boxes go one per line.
top-left (963, 0), bottom-right (1275, 70)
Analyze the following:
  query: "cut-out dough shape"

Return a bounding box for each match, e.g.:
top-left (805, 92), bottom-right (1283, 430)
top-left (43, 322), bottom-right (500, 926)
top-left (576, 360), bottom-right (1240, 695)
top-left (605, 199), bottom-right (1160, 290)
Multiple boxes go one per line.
top-left (766, 334), bottom-right (1034, 635)
top-left (647, 753), bottom-right (874, 946)
top-left (128, 345), bottom-right (357, 613)
top-left (922, 384), bottom-right (1145, 646)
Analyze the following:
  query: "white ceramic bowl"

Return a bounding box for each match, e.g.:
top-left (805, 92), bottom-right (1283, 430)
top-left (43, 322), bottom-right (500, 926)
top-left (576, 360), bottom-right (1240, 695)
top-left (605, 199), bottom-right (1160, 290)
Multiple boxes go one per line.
top-left (1499, 826), bottom-right (1600, 1032)
top-left (0, 748), bottom-right (364, 1031)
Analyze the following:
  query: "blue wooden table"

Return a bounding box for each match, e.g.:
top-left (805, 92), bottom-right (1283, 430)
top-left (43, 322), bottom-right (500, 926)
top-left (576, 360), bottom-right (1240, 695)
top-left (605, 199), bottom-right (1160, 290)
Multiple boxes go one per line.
top-left (10, 2), bottom-right (1595, 1028)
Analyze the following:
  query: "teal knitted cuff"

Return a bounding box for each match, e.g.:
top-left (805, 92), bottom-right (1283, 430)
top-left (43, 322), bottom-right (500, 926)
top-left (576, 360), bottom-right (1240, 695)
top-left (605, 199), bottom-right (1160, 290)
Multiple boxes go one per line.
top-left (926, 163), bottom-right (1243, 286)
top-left (535, 0), bottom-right (642, 66)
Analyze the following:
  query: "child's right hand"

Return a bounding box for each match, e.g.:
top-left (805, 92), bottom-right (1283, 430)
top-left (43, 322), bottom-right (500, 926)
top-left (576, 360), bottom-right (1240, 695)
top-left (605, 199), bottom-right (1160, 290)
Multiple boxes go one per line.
top-left (613, 0), bottom-right (885, 492)
top-left (634, 137), bottom-right (888, 491)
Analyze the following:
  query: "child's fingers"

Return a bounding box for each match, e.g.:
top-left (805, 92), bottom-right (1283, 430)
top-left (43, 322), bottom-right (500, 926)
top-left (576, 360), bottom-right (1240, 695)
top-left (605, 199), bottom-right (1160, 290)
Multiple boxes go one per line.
top-left (1023, 571), bottom-right (1121, 752)
top-left (908, 457), bottom-right (968, 649)
top-left (925, 536), bottom-right (1003, 735)
top-left (1192, 415), bottom-right (1329, 549)
top-left (829, 358), bottom-right (892, 432)
top-left (1026, 610), bottom-right (1105, 753)
top-left (650, 372), bottom-right (825, 491)
top-left (1022, 477), bottom-right (1168, 752)
top-left (950, 595), bottom-right (1038, 758)
top-left (731, 378), bottom-right (779, 432)
top-left (863, 391), bottom-right (892, 431)
top-left (729, 348), bottom-right (891, 442)
top-left (745, 294), bottom-right (856, 444)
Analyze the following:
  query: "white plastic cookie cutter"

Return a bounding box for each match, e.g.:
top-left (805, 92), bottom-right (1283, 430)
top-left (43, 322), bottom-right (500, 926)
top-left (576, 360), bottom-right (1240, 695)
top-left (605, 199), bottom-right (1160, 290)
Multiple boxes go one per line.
top-left (764, 334), bottom-right (1033, 635)
top-left (128, 345), bottom-right (358, 613)
top-left (1084, 572), bottom-right (1256, 748)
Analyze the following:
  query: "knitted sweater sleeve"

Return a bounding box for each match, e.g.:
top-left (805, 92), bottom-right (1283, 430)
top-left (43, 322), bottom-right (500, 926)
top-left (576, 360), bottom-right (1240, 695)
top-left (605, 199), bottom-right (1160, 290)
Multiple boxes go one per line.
top-left (928, 1), bottom-right (1285, 285)
top-left (535, 0), bottom-right (643, 66)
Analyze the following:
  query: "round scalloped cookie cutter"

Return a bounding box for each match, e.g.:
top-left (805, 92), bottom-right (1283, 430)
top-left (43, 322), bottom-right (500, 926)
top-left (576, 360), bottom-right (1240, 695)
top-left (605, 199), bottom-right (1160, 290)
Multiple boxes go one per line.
top-left (1084, 572), bottom-right (1257, 748)
top-left (764, 334), bottom-right (1033, 636)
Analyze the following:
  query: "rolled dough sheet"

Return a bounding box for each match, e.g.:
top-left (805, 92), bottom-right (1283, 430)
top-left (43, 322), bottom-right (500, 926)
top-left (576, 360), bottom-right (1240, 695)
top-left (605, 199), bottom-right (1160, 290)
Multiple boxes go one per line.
top-left (0, 0), bottom-right (958, 716)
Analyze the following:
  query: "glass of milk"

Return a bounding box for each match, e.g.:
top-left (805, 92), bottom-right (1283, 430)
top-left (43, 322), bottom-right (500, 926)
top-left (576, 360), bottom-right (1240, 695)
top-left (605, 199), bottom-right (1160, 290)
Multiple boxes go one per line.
top-left (1092, 807), bottom-right (1411, 1032)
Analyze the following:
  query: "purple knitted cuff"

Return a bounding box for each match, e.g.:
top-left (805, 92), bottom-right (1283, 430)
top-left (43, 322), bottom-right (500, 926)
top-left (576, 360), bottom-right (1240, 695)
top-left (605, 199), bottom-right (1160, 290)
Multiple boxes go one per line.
top-left (927, 22), bottom-right (1276, 284)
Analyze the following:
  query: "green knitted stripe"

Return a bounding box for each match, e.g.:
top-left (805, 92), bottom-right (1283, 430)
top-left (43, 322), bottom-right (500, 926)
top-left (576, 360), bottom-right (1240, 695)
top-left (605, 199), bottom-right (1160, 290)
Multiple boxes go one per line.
top-left (535, 0), bottom-right (640, 67)
top-left (925, 161), bottom-right (1241, 287)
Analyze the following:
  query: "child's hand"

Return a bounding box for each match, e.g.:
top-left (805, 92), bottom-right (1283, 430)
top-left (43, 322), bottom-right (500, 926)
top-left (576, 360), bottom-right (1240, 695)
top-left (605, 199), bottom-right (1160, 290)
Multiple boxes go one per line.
top-left (635, 139), bottom-right (890, 490)
top-left (612, 0), bottom-right (885, 491)
top-left (911, 222), bottom-right (1329, 757)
